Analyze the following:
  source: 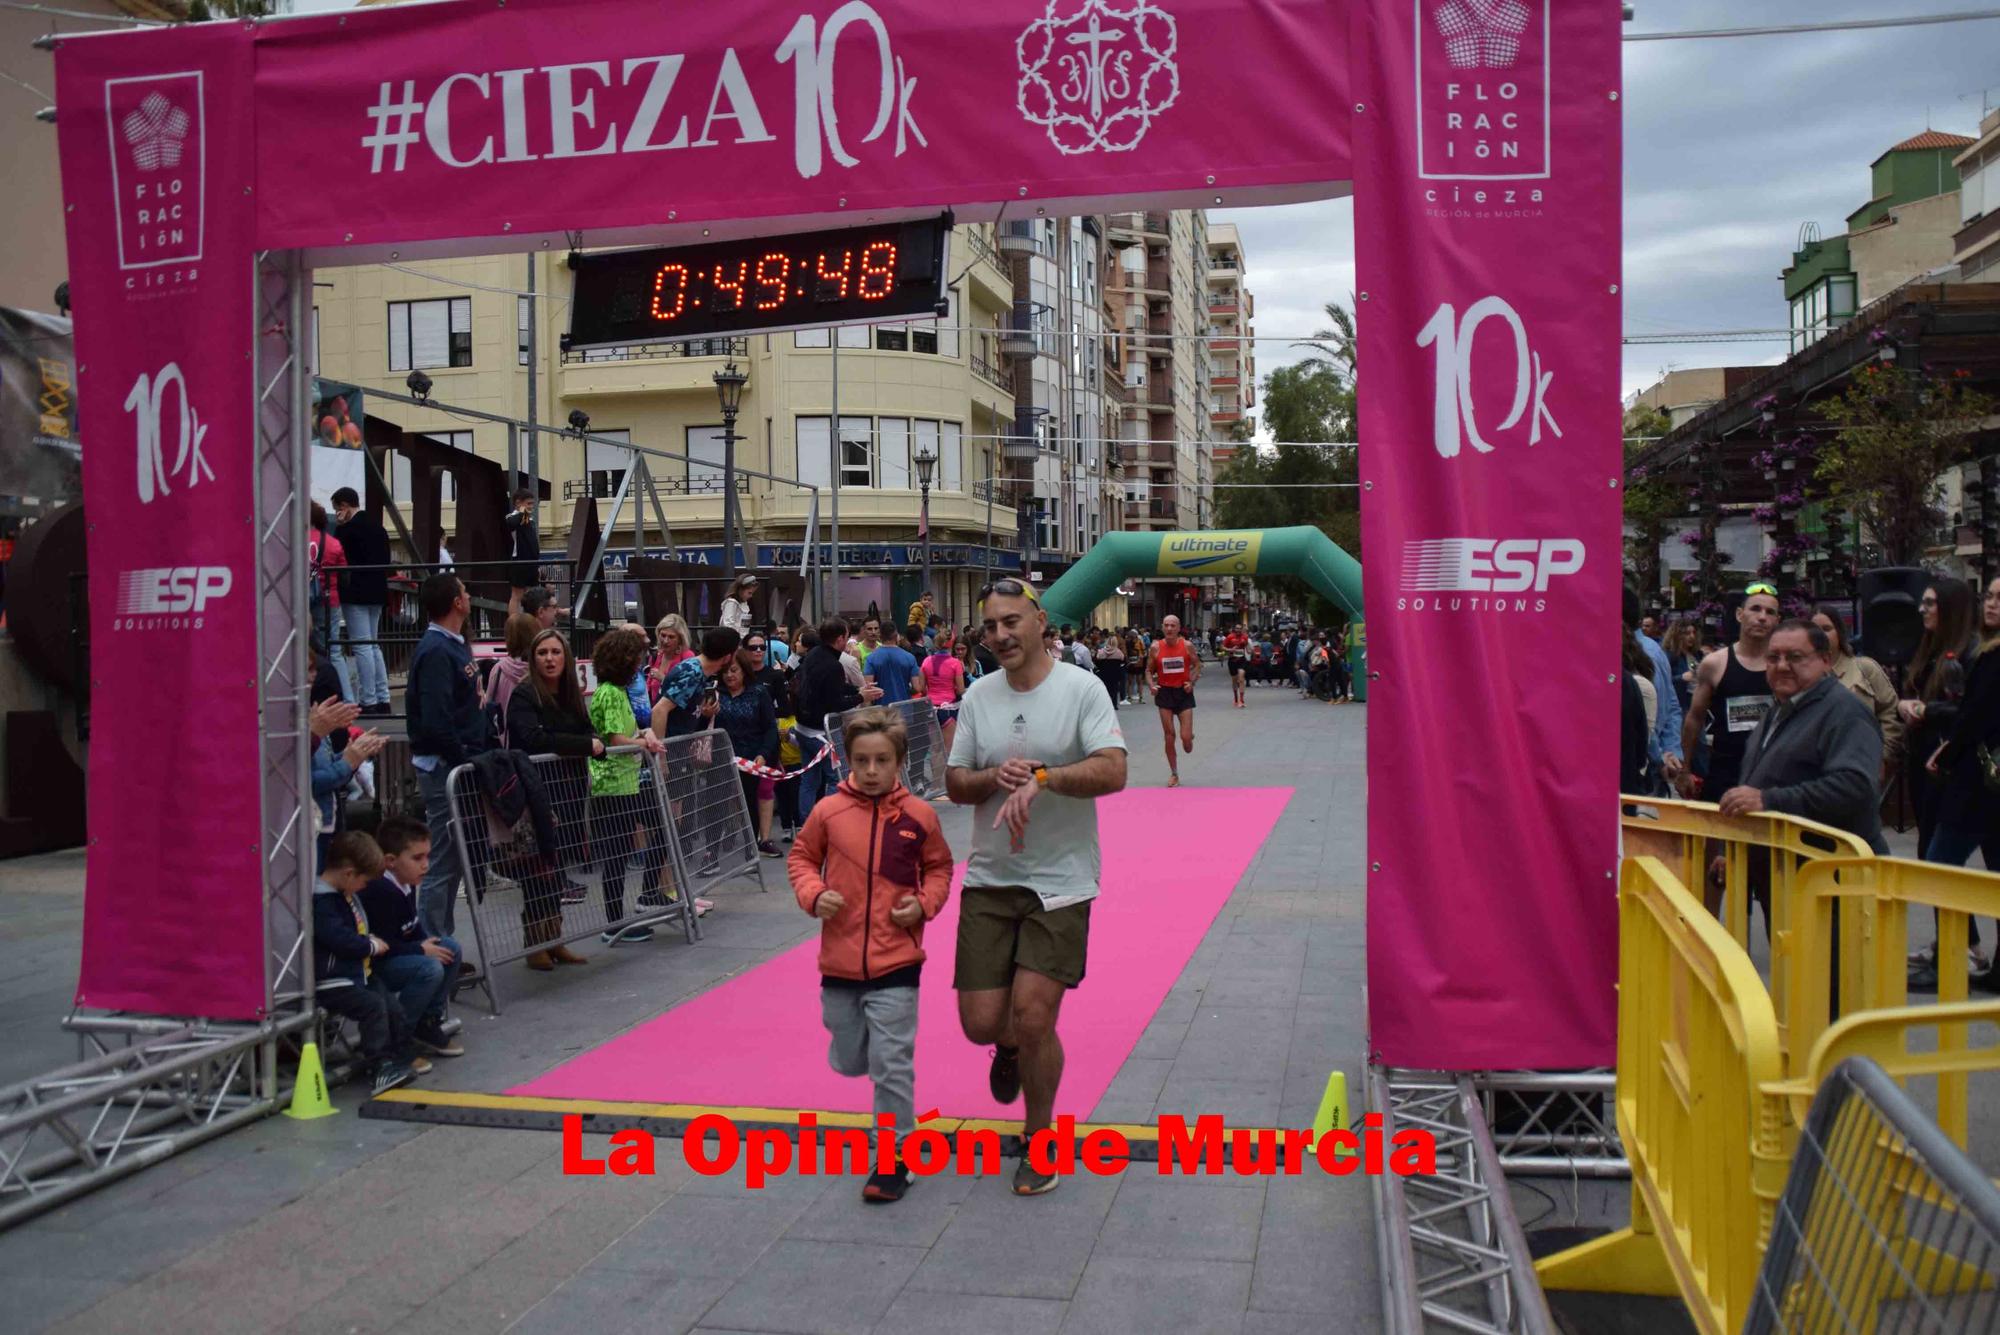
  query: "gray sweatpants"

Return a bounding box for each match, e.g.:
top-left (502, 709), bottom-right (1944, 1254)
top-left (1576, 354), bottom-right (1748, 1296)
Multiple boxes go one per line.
top-left (820, 984), bottom-right (917, 1143)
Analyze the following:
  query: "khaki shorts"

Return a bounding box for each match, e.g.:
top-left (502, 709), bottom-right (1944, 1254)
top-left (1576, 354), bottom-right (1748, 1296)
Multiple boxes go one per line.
top-left (953, 886), bottom-right (1092, 991)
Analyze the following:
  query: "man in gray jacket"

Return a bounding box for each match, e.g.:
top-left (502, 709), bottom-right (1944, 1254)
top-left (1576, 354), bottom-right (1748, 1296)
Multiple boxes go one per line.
top-left (1721, 618), bottom-right (1888, 854)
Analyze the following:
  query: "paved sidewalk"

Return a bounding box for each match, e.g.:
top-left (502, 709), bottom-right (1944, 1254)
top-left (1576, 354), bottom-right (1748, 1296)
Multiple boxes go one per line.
top-left (2, 684), bottom-right (1378, 1335)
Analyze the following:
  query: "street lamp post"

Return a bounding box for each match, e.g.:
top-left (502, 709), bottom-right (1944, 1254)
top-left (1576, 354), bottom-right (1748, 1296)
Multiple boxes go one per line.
top-left (913, 443), bottom-right (937, 620)
top-left (712, 360), bottom-right (748, 580)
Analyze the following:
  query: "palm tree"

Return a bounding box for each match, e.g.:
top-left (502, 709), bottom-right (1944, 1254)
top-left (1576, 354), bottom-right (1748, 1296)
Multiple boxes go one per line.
top-left (1293, 300), bottom-right (1357, 382)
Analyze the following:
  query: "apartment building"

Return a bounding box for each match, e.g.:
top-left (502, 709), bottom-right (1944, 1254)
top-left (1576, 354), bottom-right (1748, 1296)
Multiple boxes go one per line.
top-left (1954, 106), bottom-right (2000, 282)
top-left (1205, 222), bottom-right (1258, 468)
top-left (311, 216), bottom-right (1148, 629)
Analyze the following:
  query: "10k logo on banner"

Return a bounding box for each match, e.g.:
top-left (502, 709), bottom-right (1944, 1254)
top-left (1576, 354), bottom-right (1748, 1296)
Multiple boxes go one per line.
top-left (1415, 295), bottom-right (1560, 459)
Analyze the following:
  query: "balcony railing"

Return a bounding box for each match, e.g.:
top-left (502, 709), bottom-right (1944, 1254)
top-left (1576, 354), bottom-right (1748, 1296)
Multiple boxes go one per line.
top-left (997, 220), bottom-right (1046, 256)
top-left (970, 353), bottom-right (1014, 393)
top-left (959, 224), bottom-right (1007, 272)
top-left (560, 338), bottom-right (748, 364)
top-left (564, 473), bottom-right (752, 500)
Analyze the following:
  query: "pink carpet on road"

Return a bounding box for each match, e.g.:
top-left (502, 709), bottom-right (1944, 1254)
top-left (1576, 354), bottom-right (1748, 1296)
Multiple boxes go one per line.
top-left (512, 786), bottom-right (1294, 1116)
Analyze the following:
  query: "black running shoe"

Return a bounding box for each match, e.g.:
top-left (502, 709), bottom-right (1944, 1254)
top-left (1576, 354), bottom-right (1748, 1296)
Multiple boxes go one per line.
top-left (862, 1167), bottom-right (911, 1203)
top-left (1012, 1156), bottom-right (1059, 1196)
top-left (989, 1045), bottom-right (1021, 1103)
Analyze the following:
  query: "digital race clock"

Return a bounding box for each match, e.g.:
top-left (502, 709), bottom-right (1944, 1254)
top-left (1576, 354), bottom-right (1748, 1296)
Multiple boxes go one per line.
top-left (564, 216), bottom-right (949, 349)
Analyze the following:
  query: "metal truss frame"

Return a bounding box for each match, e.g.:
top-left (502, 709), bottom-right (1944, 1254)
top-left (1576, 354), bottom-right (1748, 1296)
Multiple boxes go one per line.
top-left (0, 1024), bottom-right (292, 1229)
top-left (0, 252), bottom-right (318, 1233)
top-left (1370, 1066), bottom-right (1559, 1335)
top-left (1469, 1070), bottom-right (1626, 1178)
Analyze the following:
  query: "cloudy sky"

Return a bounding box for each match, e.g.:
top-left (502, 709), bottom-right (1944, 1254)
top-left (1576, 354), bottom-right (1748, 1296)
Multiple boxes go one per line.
top-left (1218, 2), bottom-right (2000, 416)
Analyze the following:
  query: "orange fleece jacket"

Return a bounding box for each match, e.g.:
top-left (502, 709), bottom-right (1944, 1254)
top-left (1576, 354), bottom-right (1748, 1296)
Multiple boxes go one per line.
top-left (789, 779), bottom-right (954, 981)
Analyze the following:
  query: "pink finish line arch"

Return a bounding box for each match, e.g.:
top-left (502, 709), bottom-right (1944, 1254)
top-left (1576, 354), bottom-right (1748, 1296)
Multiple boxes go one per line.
top-left (52, 0), bottom-right (1619, 1069)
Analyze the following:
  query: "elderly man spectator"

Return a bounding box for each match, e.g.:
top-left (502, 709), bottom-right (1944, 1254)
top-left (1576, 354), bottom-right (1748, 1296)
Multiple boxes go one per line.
top-left (1720, 618), bottom-right (1887, 854)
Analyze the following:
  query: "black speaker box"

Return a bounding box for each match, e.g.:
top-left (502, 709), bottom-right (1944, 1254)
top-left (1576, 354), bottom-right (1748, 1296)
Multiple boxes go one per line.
top-left (1858, 567), bottom-right (1931, 668)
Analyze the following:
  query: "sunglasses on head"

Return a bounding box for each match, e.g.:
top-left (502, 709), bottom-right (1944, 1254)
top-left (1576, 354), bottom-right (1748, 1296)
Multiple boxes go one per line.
top-left (979, 578), bottom-right (1041, 605)
top-left (1743, 582), bottom-right (1778, 598)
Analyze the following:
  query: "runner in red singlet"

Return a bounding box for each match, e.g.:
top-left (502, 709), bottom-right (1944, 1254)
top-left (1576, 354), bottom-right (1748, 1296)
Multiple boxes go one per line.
top-left (1222, 624), bottom-right (1251, 708)
top-left (1147, 614), bottom-right (1202, 788)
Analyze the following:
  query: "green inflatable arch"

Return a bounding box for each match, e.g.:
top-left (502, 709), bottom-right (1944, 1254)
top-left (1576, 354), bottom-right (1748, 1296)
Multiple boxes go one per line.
top-left (1039, 526), bottom-right (1363, 628)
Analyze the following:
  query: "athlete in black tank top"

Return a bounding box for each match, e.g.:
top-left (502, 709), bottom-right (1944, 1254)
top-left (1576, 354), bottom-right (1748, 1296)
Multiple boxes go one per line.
top-left (1704, 646), bottom-right (1773, 792)
top-left (1670, 588), bottom-right (1781, 799)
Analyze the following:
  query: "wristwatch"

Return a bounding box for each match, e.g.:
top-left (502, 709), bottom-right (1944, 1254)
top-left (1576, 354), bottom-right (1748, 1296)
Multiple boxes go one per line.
top-left (1033, 766), bottom-right (1051, 788)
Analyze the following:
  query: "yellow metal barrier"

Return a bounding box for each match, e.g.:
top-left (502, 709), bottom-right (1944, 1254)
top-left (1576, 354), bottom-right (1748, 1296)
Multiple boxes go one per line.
top-left (1781, 856), bottom-right (2000, 1147)
top-left (1550, 817), bottom-right (2000, 1333)
top-left (1537, 856), bottom-right (1791, 1335)
top-left (1621, 797), bottom-right (1875, 1065)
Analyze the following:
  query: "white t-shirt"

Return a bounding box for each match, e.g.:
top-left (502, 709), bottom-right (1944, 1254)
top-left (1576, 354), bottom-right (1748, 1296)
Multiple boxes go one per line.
top-left (948, 661), bottom-right (1126, 909)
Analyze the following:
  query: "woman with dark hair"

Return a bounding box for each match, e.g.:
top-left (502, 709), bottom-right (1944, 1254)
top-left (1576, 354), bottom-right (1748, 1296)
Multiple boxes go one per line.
top-left (1899, 578), bottom-right (1977, 874)
top-left (1810, 604), bottom-right (1901, 772)
top-left (1622, 625), bottom-right (1658, 794)
top-left (716, 648), bottom-right (783, 857)
top-left (504, 629), bottom-right (600, 968)
top-left (1914, 576), bottom-right (2000, 987)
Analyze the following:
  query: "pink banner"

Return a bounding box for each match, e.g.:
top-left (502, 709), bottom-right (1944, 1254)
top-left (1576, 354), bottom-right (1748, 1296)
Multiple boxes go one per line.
top-left (251, 0), bottom-right (1351, 253)
top-left (1354, 0), bottom-right (1621, 1067)
top-left (57, 23), bottom-right (269, 1018)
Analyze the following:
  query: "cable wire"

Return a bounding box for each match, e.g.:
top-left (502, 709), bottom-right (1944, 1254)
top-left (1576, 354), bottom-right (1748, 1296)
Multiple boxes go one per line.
top-left (1624, 9), bottom-right (2000, 40)
top-left (0, 69), bottom-right (52, 102)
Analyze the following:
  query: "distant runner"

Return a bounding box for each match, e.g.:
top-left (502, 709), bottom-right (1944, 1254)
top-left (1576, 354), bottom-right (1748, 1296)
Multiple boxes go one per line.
top-left (1222, 623), bottom-right (1250, 708)
top-left (1148, 614), bottom-right (1201, 788)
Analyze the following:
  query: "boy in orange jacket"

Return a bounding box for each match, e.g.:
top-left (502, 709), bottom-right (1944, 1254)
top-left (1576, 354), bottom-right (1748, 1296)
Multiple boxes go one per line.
top-left (789, 707), bottom-right (954, 1202)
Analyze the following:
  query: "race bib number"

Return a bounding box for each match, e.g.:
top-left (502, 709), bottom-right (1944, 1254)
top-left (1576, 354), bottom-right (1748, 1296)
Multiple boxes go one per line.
top-left (1160, 655), bottom-right (1186, 675)
top-left (1725, 694), bottom-right (1772, 733)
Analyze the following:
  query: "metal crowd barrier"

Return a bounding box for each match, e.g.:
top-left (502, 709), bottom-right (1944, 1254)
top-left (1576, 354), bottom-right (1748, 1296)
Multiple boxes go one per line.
top-left (658, 730), bottom-right (770, 905)
top-left (442, 741), bottom-right (761, 1013)
top-left (824, 697), bottom-right (947, 799)
top-left (1537, 856), bottom-right (1790, 1335)
top-left (1747, 1056), bottom-right (2000, 1334)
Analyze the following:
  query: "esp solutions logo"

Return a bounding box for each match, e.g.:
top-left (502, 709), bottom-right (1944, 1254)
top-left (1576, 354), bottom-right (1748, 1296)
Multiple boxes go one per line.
top-left (1414, 0), bottom-right (1548, 181)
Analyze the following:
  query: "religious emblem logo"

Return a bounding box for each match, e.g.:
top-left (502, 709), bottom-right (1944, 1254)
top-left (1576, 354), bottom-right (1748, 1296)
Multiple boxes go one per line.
top-left (1017, 0), bottom-right (1179, 155)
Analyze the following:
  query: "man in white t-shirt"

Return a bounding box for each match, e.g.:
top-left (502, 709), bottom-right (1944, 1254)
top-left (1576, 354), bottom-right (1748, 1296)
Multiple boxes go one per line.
top-left (947, 580), bottom-right (1127, 1196)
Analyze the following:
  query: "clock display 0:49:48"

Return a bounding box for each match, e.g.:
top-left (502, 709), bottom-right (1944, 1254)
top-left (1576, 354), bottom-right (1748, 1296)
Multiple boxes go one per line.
top-left (649, 240), bottom-right (898, 322)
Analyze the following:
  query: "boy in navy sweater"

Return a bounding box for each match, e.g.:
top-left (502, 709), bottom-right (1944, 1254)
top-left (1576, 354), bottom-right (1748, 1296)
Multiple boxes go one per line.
top-left (315, 832), bottom-right (423, 1095)
top-left (357, 816), bottom-right (467, 1057)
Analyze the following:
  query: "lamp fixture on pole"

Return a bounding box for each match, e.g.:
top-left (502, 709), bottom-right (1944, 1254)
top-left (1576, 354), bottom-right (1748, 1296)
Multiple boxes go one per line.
top-left (913, 444), bottom-right (937, 616)
top-left (713, 360), bottom-right (749, 580)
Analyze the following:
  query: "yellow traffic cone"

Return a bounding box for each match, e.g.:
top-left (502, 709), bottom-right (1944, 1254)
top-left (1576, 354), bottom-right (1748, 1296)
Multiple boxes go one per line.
top-left (283, 1041), bottom-right (337, 1119)
top-left (1310, 1071), bottom-right (1351, 1158)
